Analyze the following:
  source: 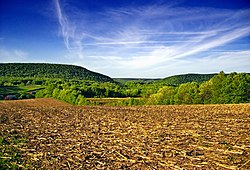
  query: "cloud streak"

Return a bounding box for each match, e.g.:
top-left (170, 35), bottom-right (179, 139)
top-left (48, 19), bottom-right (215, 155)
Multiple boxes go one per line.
top-left (54, 0), bottom-right (84, 59)
top-left (54, 0), bottom-right (72, 49)
top-left (53, 1), bottom-right (250, 77)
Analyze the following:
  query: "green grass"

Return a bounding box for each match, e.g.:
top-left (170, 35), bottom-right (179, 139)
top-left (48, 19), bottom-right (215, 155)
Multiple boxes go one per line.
top-left (0, 86), bottom-right (22, 95)
top-left (0, 136), bottom-right (28, 169)
top-left (0, 85), bottom-right (45, 96)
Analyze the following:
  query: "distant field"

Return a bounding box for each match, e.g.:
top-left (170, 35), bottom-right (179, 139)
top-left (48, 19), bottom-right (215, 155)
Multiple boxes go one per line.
top-left (0, 98), bottom-right (70, 107)
top-left (0, 99), bottom-right (249, 169)
top-left (86, 97), bottom-right (140, 105)
top-left (0, 85), bottom-right (45, 95)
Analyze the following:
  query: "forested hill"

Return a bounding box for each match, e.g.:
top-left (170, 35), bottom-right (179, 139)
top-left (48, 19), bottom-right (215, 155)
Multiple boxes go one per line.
top-left (116, 74), bottom-right (217, 84)
top-left (162, 73), bottom-right (217, 85)
top-left (0, 63), bottom-right (113, 82)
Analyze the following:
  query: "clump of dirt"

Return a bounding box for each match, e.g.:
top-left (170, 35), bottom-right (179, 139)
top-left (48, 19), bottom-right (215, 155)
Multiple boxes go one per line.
top-left (0, 99), bottom-right (249, 169)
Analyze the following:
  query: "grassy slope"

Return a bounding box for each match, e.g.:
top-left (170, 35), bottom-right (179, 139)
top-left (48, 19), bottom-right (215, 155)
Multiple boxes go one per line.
top-left (0, 86), bottom-right (45, 96)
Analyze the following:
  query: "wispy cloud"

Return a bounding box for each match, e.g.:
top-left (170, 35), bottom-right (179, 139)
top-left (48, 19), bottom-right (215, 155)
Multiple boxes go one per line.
top-left (54, 0), bottom-right (72, 49)
top-left (53, 1), bottom-right (250, 77)
top-left (103, 50), bottom-right (250, 78)
top-left (54, 0), bottom-right (84, 58)
top-left (0, 48), bottom-right (29, 62)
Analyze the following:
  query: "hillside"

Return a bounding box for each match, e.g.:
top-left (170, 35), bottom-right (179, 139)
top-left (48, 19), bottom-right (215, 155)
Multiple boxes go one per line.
top-left (114, 74), bottom-right (217, 84)
top-left (161, 73), bottom-right (217, 85)
top-left (0, 63), bottom-right (113, 82)
top-left (114, 78), bottom-right (161, 84)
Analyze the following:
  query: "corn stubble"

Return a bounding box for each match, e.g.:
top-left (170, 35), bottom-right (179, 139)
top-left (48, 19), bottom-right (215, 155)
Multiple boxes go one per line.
top-left (0, 98), bottom-right (249, 169)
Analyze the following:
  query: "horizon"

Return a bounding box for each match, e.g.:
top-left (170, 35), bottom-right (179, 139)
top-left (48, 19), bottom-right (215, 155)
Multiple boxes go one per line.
top-left (0, 0), bottom-right (250, 78)
top-left (2, 62), bottom-right (249, 79)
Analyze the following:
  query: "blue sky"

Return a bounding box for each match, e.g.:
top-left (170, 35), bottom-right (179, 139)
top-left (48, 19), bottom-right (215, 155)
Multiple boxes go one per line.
top-left (0, 0), bottom-right (250, 78)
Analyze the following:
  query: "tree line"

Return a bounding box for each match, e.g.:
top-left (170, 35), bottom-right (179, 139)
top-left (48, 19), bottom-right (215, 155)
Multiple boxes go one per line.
top-left (0, 71), bottom-right (249, 105)
top-left (147, 72), bottom-right (250, 105)
top-left (35, 71), bottom-right (250, 105)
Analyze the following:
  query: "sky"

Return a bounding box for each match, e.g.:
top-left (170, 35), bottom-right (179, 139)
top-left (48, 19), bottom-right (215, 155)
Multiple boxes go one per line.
top-left (0, 0), bottom-right (250, 78)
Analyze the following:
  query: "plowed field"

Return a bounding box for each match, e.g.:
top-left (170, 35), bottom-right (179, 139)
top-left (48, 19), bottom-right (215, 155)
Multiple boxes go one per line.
top-left (1, 99), bottom-right (250, 169)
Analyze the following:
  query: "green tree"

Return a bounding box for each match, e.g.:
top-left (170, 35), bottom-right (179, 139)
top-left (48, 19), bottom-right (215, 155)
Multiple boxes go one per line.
top-left (76, 95), bottom-right (88, 105)
top-left (199, 80), bottom-right (213, 104)
top-left (223, 73), bottom-right (250, 103)
top-left (147, 86), bottom-right (175, 105)
top-left (52, 88), bottom-right (61, 99)
top-left (210, 71), bottom-right (227, 103)
top-left (174, 82), bottom-right (200, 104)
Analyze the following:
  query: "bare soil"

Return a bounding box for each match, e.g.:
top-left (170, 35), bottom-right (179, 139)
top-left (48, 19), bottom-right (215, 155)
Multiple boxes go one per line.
top-left (0, 99), bottom-right (249, 169)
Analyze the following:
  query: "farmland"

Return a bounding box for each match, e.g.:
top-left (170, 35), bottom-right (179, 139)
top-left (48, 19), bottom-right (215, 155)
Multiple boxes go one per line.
top-left (0, 85), bottom-right (44, 95)
top-left (0, 99), bottom-right (250, 169)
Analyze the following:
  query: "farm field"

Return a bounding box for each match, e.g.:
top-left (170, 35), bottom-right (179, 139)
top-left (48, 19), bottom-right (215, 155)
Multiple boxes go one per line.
top-left (0, 99), bottom-right (250, 169)
top-left (0, 85), bottom-right (45, 96)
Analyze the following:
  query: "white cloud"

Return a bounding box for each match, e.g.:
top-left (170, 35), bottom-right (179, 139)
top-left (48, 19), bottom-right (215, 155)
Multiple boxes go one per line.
top-left (0, 48), bottom-right (29, 62)
top-left (54, 0), bottom-right (72, 49)
top-left (103, 50), bottom-right (250, 78)
top-left (53, 1), bottom-right (250, 77)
